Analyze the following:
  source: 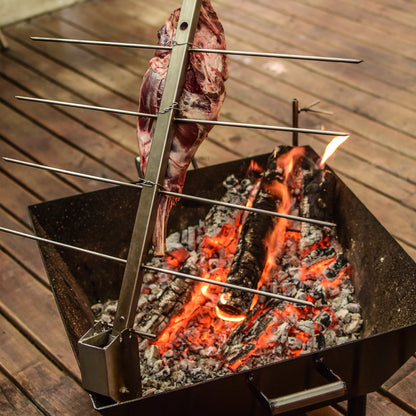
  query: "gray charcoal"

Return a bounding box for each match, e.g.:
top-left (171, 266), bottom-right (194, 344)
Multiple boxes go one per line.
top-left (343, 313), bottom-right (363, 335)
top-left (300, 222), bottom-right (323, 250)
top-left (303, 247), bottom-right (336, 267)
top-left (324, 330), bottom-right (338, 347)
top-left (166, 232), bottom-right (182, 252)
top-left (315, 311), bottom-right (332, 330)
top-left (346, 303), bottom-right (361, 314)
top-left (190, 367), bottom-right (209, 382)
top-left (287, 337), bottom-right (302, 350)
top-left (295, 289), bottom-right (307, 301)
top-left (298, 320), bottom-right (315, 335)
top-left (336, 336), bottom-right (351, 345)
top-left (323, 254), bottom-right (348, 279)
top-left (152, 359), bottom-right (164, 373)
top-left (173, 369), bottom-right (186, 384)
top-left (144, 344), bottom-right (160, 362)
top-left (155, 366), bottom-right (171, 380)
top-left (276, 322), bottom-right (289, 343)
top-left (335, 308), bottom-right (349, 322)
top-left (187, 226), bottom-right (197, 251)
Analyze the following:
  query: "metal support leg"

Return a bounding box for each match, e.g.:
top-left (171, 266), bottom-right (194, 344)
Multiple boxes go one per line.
top-left (347, 395), bottom-right (367, 416)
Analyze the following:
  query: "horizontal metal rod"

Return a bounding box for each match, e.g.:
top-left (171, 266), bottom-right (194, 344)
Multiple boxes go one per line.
top-left (161, 189), bottom-right (335, 227)
top-left (15, 96), bottom-right (349, 137)
top-left (31, 36), bottom-right (171, 50)
top-left (3, 157), bottom-right (336, 228)
top-left (177, 118), bottom-right (348, 137)
top-left (2, 157), bottom-right (153, 188)
top-left (191, 48), bottom-right (363, 64)
top-left (15, 95), bottom-right (157, 118)
top-left (0, 226), bottom-right (314, 308)
top-left (30, 36), bottom-right (362, 64)
top-left (0, 226), bottom-right (126, 264)
top-left (143, 265), bottom-right (315, 307)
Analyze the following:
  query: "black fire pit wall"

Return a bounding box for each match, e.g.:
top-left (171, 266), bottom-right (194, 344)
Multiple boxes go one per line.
top-left (29, 149), bottom-right (416, 415)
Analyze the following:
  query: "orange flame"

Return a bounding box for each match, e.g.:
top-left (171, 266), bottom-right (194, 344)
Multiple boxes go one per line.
top-left (320, 135), bottom-right (350, 167)
top-left (251, 147), bottom-right (305, 308)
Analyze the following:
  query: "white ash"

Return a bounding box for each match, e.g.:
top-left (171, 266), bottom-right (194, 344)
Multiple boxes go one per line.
top-left (92, 171), bottom-right (363, 396)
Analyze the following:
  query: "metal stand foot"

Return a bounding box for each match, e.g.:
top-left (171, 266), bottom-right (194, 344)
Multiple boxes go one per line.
top-left (347, 395), bottom-right (367, 416)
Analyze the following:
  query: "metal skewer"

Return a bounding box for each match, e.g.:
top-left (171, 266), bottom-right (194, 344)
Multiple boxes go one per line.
top-left (142, 265), bottom-right (315, 307)
top-left (15, 96), bottom-right (350, 137)
top-left (15, 96), bottom-right (157, 118)
top-left (0, 226), bottom-right (125, 264)
top-left (0, 226), bottom-right (314, 308)
top-left (2, 157), bottom-right (336, 228)
top-left (30, 36), bottom-right (363, 64)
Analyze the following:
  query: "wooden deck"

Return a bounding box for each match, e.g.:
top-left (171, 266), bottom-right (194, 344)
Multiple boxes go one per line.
top-left (1, 0), bottom-right (415, 414)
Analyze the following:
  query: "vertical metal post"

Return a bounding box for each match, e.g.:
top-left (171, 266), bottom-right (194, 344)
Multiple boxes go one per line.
top-left (347, 395), bottom-right (367, 416)
top-left (113, 0), bottom-right (202, 334)
top-left (292, 98), bottom-right (299, 146)
top-left (77, 0), bottom-right (203, 402)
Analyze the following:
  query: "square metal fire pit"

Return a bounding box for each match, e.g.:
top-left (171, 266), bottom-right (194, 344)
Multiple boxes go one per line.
top-left (29, 151), bottom-right (416, 415)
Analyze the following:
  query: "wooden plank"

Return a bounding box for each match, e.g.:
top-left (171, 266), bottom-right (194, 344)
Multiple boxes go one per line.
top-left (306, 406), bottom-right (343, 416)
top-left (2, 31), bottom-right (138, 136)
top-left (1, 137), bottom-right (77, 202)
top-left (56, 0), bottom-right (161, 54)
top-left (5, 21), bottom-right (139, 103)
top-left (340, 176), bottom-right (416, 259)
top-left (294, 0), bottom-right (416, 45)
top-left (213, 0), bottom-right (416, 100)
top-left (0, 171), bottom-right (40, 224)
top-left (212, 8), bottom-right (416, 140)
top-left (0, 70), bottom-right (138, 182)
top-left (0, 313), bottom-right (97, 415)
top-left (383, 357), bottom-right (416, 391)
top-left (337, 0), bottom-right (416, 29)
top-left (366, 392), bottom-right (412, 416)
top-left (0, 370), bottom-right (43, 416)
top-left (337, 392), bottom-right (413, 416)
top-left (33, 12), bottom-right (151, 77)
top-left (389, 369), bottom-right (416, 414)
top-left (0, 206), bottom-right (48, 285)
top-left (0, 248), bottom-right (81, 380)
top-left (0, 0), bottom-right (81, 26)
top-left (0, 102), bottom-right (124, 193)
top-left (255, 0), bottom-right (415, 60)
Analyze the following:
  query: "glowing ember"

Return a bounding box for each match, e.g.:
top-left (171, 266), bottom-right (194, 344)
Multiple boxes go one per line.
top-left (215, 305), bottom-right (246, 322)
top-left (320, 135), bottom-right (350, 167)
top-left (92, 147), bottom-right (363, 395)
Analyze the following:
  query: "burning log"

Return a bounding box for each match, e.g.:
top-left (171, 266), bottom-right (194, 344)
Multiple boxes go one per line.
top-left (217, 146), bottom-right (305, 317)
top-left (302, 167), bottom-right (337, 223)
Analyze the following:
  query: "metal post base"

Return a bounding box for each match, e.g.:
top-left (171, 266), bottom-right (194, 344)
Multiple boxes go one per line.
top-left (347, 395), bottom-right (367, 416)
